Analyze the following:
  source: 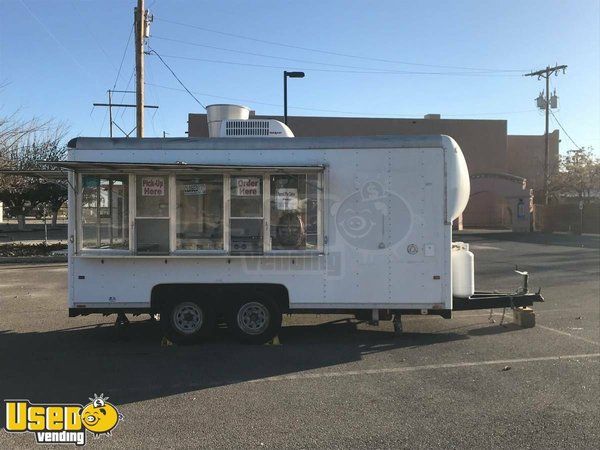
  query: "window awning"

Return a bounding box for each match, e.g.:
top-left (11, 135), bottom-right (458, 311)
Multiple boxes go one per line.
top-left (44, 161), bottom-right (326, 173)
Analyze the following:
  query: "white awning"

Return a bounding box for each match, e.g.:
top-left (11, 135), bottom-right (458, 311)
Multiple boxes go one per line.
top-left (44, 161), bottom-right (326, 173)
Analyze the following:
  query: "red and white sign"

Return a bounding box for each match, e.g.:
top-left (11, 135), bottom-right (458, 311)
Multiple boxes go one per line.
top-left (235, 177), bottom-right (261, 196)
top-left (142, 177), bottom-right (166, 196)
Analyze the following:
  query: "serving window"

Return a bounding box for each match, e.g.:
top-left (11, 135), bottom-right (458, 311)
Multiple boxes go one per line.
top-left (76, 167), bottom-right (323, 256)
top-left (135, 175), bottom-right (170, 254)
top-left (80, 175), bottom-right (129, 250)
top-left (270, 174), bottom-right (319, 251)
top-left (230, 176), bottom-right (263, 254)
top-left (176, 175), bottom-right (223, 251)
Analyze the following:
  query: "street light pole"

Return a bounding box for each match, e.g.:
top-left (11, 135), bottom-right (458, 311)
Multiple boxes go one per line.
top-left (283, 71), bottom-right (305, 125)
top-left (283, 71), bottom-right (288, 125)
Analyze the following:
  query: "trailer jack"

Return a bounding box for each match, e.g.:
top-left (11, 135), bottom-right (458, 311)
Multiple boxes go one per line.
top-left (115, 312), bottom-right (130, 327)
top-left (392, 314), bottom-right (403, 335)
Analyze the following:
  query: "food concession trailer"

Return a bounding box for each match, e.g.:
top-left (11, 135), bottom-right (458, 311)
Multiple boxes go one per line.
top-left (56, 106), bottom-right (542, 344)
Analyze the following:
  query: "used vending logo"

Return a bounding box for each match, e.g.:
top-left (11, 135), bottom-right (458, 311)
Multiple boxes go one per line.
top-left (3, 394), bottom-right (123, 446)
top-left (333, 181), bottom-right (411, 251)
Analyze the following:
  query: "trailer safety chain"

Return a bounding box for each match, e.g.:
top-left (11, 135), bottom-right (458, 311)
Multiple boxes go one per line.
top-left (499, 307), bottom-right (507, 326)
top-left (488, 307), bottom-right (508, 326)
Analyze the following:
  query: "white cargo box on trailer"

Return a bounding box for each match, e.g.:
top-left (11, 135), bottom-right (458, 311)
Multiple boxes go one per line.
top-left (59, 133), bottom-right (489, 343)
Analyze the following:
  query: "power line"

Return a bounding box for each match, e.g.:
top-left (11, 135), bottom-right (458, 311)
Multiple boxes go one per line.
top-left (113, 24), bottom-right (134, 90)
top-left (91, 21), bottom-right (134, 136)
top-left (148, 47), bottom-right (206, 108)
top-left (147, 81), bottom-right (538, 118)
top-left (145, 59), bottom-right (167, 136)
top-left (153, 35), bottom-right (506, 75)
top-left (155, 16), bottom-right (525, 73)
top-left (70, 0), bottom-right (117, 72)
top-left (117, 67), bottom-right (135, 120)
top-left (549, 109), bottom-right (581, 150)
top-left (18, 0), bottom-right (92, 80)
top-left (154, 51), bottom-right (521, 76)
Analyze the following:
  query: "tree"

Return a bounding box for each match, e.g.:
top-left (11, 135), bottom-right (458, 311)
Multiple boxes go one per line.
top-left (554, 148), bottom-right (600, 202)
top-left (0, 121), bottom-right (67, 229)
top-left (33, 180), bottom-right (68, 226)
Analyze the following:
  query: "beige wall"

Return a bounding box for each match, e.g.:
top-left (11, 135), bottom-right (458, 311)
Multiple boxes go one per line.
top-left (188, 112), bottom-right (556, 229)
top-left (189, 113), bottom-right (509, 175)
top-left (507, 130), bottom-right (560, 192)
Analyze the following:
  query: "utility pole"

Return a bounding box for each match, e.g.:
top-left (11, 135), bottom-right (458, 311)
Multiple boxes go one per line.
top-left (524, 64), bottom-right (567, 204)
top-left (93, 90), bottom-right (158, 138)
top-left (135, 0), bottom-right (151, 138)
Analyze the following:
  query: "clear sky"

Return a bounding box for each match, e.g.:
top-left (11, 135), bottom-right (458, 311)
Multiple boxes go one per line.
top-left (1, 0), bottom-right (598, 154)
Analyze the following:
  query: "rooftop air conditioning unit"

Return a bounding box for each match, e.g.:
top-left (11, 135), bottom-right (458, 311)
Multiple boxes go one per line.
top-left (205, 104), bottom-right (294, 138)
top-left (219, 119), bottom-right (294, 138)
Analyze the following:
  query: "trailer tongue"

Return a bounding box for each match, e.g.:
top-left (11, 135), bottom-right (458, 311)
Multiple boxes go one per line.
top-left (454, 292), bottom-right (544, 311)
top-left (454, 267), bottom-right (544, 311)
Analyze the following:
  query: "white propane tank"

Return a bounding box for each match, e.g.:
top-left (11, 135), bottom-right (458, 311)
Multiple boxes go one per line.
top-left (451, 242), bottom-right (474, 298)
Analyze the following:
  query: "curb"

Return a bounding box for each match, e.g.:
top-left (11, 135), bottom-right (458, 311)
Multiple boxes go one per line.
top-left (0, 256), bottom-right (68, 264)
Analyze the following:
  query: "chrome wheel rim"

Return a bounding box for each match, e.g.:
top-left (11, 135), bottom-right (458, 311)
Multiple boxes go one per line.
top-left (172, 302), bottom-right (203, 334)
top-left (237, 302), bottom-right (270, 335)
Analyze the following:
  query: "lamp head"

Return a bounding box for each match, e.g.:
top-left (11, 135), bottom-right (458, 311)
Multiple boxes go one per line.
top-left (285, 71), bottom-right (305, 78)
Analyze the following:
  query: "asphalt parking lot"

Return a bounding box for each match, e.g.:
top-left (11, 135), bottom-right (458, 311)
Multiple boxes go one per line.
top-left (1, 232), bottom-right (599, 449)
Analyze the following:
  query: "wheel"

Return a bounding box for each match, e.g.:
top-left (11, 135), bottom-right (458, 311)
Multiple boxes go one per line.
top-left (228, 297), bottom-right (282, 344)
top-left (160, 300), bottom-right (216, 344)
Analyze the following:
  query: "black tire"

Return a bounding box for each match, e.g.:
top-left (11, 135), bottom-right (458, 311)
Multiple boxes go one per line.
top-left (160, 299), bottom-right (216, 345)
top-left (228, 296), bottom-right (282, 345)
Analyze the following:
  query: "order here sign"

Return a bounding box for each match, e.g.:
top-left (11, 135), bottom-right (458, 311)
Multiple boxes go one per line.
top-left (235, 177), bottom-right (261, 196)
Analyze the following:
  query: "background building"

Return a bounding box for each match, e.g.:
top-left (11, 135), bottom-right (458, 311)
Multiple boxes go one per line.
top-left (188, 112), bottom-right (559, 230)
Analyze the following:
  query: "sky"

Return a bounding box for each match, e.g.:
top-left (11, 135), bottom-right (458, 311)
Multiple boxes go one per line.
top-left (0, 0), bottom-right (598, 155)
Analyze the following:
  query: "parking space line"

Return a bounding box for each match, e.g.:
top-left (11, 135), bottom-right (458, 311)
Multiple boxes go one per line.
top-left (537, 324), bottom-right (600, 346)
top-left (250, 353), bottom-right (600, 383)
top-left (453, 308), bottom-right (569, 318)
top-left (451, 312), bottom-right (600, 346)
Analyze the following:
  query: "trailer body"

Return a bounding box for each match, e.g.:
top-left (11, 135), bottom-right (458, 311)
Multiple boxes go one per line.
top-left (64, 135), bottom-right (469, 317)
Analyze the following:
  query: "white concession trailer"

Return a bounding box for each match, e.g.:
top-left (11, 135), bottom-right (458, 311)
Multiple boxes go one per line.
top-left (58, 110), bottom-right (542, 343)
